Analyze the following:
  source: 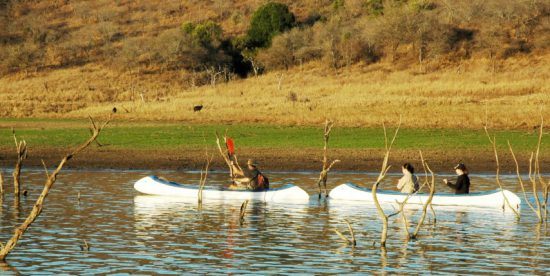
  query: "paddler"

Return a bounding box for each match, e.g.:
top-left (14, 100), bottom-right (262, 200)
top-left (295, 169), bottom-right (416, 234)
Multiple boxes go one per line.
top-left (230, 159), bottom-right (269, 191)
top-left (443, 163), bottom-right (470, 194)
top-left (396, 163), bottom-right (419, 193)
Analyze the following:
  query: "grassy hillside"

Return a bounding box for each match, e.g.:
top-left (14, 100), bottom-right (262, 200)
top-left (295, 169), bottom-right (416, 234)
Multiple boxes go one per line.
top-left (0, 0), bottom-right (548, 129)
top-left (1, 53), bottom-right (548, 129)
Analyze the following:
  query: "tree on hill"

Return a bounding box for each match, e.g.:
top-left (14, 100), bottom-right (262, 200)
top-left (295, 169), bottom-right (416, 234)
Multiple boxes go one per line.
top-left (246, 2), bottom-right (296, 48)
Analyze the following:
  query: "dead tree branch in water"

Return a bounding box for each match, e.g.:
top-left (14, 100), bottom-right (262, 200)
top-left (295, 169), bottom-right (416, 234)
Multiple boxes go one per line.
top-left (410, 152), bottom-right (436, 239)
top-left (508, 113), bottom-right (547, 223)
top-left (372, 118), bottom-right (401, 248)
top-left (198, 148), bottom-right (214, 205)
top-left (239, 200), bottom-right (249, 225)
top-left (419, 152), bottom-right (437, 224)
top-left (0, 114), bottom-right (113, 261)
top-left (509, 144), bottom-right (539, 218)
top-left (391, 151), bottom-right (436, 241)
top-left (533, 114), bottom-right (549, 222)
top-left (484, 115), bottom-right (521, 219)
top-left (316, 119), bottom-right (340, 198)
top-left (215, 132), bottom-right (242, 179)
top-left (12, 130), bottom-right (27, 199)
top-left (0, 171), bottom-right (4, 195)
top-left (333, 220), bottom-right (356, 246)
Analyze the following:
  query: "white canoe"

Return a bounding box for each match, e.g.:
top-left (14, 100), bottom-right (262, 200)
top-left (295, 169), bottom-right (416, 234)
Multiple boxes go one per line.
top-left (134, 176), bottom-right (310, 203)
top-left (329, 183), bottom-right (521, 211)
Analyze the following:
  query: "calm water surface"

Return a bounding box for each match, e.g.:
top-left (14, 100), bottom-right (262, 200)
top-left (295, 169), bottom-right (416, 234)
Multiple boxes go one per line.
top-left (0, 170), bottom-right (548, 274)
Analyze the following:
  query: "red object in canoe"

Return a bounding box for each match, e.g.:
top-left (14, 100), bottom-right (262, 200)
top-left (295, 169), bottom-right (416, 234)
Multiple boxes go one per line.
top-left (226, 138), bottom-right (235, 155)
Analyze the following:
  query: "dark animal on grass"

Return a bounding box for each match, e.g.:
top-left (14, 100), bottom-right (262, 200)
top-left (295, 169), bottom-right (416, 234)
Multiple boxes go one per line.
top-left (193, 105), bottom-right (203, 112)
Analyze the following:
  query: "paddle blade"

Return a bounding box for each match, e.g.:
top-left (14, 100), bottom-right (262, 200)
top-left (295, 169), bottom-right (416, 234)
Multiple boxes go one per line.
top-left (226, 138), bottom-right (235, 155)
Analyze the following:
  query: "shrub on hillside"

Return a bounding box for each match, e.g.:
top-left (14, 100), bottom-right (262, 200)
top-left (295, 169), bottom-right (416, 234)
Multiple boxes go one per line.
top-left (246, 2), bottom-right (295, 48)
top-left (117, 21), bottom-right (236, 75)
top-left (371, 3), bottom-right (453, 62)
top-left (0, 41), bottom-right (39, 73)
top-left (316, 20), bottom-right (380, 68)
top-left (258, 20), bottom-right (380, 70)
top-left (257, 27), bottom-right (319, 70)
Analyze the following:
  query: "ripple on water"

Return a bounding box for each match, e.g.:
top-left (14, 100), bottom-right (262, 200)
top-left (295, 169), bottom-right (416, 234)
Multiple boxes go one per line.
top-left (0, 170), bottom-right (548, 274)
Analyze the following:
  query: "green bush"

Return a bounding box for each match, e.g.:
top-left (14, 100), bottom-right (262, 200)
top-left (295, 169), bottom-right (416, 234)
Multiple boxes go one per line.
top-left (246, 2), bottom-right (295, 48)
top-left (365, 0), bottom-right (384, 16)
top-left (182, 20), bottom-right (223, 48)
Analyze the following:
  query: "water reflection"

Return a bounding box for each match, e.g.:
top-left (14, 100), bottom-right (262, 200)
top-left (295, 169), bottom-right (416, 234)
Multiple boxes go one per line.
top-left (0, 170), bottom-right (547, 274)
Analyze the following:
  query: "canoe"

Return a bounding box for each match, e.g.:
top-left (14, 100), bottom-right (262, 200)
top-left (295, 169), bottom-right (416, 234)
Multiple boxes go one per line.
top-left (329, 183), bottom-right (521, 211)
top-left (134, 176), bottom-right (310, 203)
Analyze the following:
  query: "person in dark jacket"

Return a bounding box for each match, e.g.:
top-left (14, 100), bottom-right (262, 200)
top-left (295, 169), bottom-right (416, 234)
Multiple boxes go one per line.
top-left (443, 163), bottom-right (470, 194)
top-left (232, 159), bottom-right (269, 191)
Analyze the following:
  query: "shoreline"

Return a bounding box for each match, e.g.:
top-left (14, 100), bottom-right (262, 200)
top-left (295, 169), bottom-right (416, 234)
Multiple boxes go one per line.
top-left (1, 147), bottom-right (547, 174)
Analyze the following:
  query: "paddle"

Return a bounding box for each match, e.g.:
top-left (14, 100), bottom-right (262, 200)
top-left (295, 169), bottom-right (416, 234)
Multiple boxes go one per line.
top-left (226, 137), bottom-right (235, 157)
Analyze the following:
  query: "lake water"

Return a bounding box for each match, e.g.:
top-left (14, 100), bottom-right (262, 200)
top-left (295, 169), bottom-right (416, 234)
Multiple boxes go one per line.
top-left (0, 170), bottom-right (548, 274)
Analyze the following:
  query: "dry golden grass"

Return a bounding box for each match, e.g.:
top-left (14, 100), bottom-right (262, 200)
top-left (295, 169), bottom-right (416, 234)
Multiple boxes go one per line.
top-left (0, 52), bottom-right (548, 129)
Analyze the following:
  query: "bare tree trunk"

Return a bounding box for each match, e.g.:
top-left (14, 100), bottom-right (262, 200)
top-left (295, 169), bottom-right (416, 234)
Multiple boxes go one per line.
top-left (215, 132), bottom-right (243, 180)
top-left (533, 113), bottom-right (547, 222)
top-left (251, 60), bottom-right (259, 77)
top-left (333, 219), bottom-right (356, 246)
top-left (411, 155), bottom-right (436, 239)
top-left (529, 152), bottom-right (544, 222)
top-left (316, 119), bottom-right (340, 198)
top-left (239, 200), bottom-right (249, 225)
top-left (484, 127), bottom-right (521, 219)
top-left (12, 130), bottom-right (27, 199)
top-left (198, 149), bottom-right (214, 206)
top-left (0, 115), bottom-right (112, 260)
top-left (484, 111), bottom-right (522, 219)
top-left (0, 171), bottom-right (4, 195)
top-left (277, 73), bottom-right (284, 91)
top-left (372, 119), bottom-right (402, 247)
top-left (509, 142), bottom-right (539, 216)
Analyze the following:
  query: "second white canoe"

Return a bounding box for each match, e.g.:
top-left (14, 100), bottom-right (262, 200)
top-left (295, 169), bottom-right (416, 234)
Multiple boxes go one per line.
top-left (329, 183), bottom-right (521, 211)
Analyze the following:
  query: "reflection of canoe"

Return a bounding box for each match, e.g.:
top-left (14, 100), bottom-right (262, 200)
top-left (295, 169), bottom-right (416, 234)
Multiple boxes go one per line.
top-left (329, 183), bottom-right (521, 211)
top-left (134, 176), bottom-right (309, 202)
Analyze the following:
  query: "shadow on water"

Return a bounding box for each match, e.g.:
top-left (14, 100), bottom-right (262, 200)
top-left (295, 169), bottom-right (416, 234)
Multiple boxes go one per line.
top-left (0, 170), bottom-right (547, 273)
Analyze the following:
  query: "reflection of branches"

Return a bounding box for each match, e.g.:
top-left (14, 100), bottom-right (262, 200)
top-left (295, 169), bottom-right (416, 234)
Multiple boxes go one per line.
top-left (380, 246), bottom-right (388, 269)
top-left (372, 118), bottom-right (401, 247)
top-left (0, 261), bottom-right (19, 274)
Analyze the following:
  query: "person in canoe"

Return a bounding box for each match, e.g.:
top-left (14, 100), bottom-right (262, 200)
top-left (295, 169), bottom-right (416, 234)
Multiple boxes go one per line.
top-left (230, 159), bottom-right (269, 191)
top-left (443, 163), bottom-right (470, 194)
top-left (396, 163), bottom-right (419, 193)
